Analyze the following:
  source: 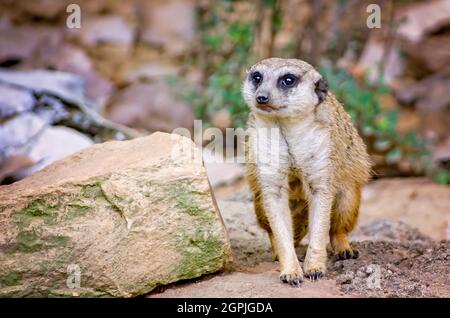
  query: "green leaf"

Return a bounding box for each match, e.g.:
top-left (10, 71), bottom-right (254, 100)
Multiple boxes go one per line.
top-left (434, 170), bottom-right (450, 185)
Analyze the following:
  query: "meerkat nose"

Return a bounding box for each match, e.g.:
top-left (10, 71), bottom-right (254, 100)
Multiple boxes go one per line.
top-left (256, 95), bottom-right (269, 104)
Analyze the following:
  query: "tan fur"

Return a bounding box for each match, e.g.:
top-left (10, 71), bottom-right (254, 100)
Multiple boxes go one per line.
top-left (243, 58), bottom-right (371, 285)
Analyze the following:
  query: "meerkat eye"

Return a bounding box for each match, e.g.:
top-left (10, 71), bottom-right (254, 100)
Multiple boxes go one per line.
top-left (251, 72), bottom-right (263, 85)
top-left (279, 74), bottom-right (299, 88)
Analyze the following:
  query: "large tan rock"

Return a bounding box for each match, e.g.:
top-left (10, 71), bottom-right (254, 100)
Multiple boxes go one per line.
top-left (0, 132), bottom-right (232, 297)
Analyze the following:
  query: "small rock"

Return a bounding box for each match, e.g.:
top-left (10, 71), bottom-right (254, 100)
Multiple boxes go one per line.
top-left (15, 125), bottom-right (94, 179)
top-left (104, 82), bottom-right (195, 133)
top-left (356, 270), bottom-right (366, 278)
top-left (217, 195), bottom-right (272, 266)
top-left (30, 43), bottom-right (116, 106)
top-left (0, 25), bottom-right (62, 65)
top-left (205, 162), bottom-right (245, 188)
top-left (140, 0), bottom-right (196, 56)
top-left (0, 110), bottom-right (94, 180)
top-left (357, 178), bottom-right (450, 241)
top-left (401, 35), bottom-right (450, 74)
top-left (357, 35), bottom-right (404, 84)
top-left (15, 0), bottom-right (70, 19)
top-left (0, 113), bottom-right (47, 150)
top-left (0, 110), bottom-right (94, 182)
top-left (0, 154), bottom-right (35, 183)
top-left (0, 69), bottom-right (86, 104)
top-left (124, 63), bottom-right (179, 83)
top-left (0, 85), bottom-right (35, 118)
top-left (203, 149), bottom-right (245, 188)
top-left (352, 219), bottom-right (432, 244)
top-left (396, 0), bottom-right (450, 43)
top-left (82, 71), bottom-right (116, 107)
top-left (68, 15), bottom-right (134, 47)
top-left (336, 272), bottom-right (354, 285)
top-left (396, 67), bottom-right (450, 113)
top-left (25, 42), bottom-right (114, 104)
top-left (433, 137), bottom-right (450, 169)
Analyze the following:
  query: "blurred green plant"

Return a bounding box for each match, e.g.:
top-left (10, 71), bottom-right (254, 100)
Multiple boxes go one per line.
top-left (321, 65), bottom-right (431, 175)
top-left (176, 0), bottom-right (434, 179)
top-left (433, 169), bottom-right (450, 185)
top-left (179, 0), bottom-right (260, 128)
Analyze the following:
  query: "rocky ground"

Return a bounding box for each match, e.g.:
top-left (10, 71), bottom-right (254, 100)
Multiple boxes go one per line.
top-left (149, 176), bottom-right (450, 298)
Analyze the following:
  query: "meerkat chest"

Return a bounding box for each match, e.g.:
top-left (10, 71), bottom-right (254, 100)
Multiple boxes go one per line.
top-left (250, 115), bottom-right (332, 178)
top-left (279, 117), bottom-right (332, 178)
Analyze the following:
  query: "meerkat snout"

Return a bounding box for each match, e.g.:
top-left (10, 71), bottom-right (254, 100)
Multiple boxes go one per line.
top-left (256, 94), bottom-right (269, 104)
top-left (255, 93), bottom-right (275, 113)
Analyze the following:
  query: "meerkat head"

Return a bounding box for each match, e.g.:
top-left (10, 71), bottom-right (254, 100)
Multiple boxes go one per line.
top-left (242, 58), bottom-right (328, 116)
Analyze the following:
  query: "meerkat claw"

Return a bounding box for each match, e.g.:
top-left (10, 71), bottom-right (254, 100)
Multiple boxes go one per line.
top-left (291, 277), bottom-right (301, 287)
top-left (335, 248), bottom-right (359, 261)
top-left (305, 270), bottom-right (324, 281)
top-left (280, 274), bottom-right (302, 287)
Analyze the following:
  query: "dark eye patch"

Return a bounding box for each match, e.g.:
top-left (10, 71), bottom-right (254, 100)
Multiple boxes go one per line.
top-left (278, 74), bottom-right (299, 89)
top-left (250, 71), bottom-right (263, 86)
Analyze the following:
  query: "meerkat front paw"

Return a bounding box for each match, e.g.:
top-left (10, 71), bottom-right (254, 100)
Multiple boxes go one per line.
top-left (303, 247), bottom-right (327, 281)
top-left (304, 266), bottom-right (326, 281)
top-left (335, 247), bottom-right (359, 261)
top-left (331, 234), bottom-right (359, 261)
top-left (279, 264), bottom-right (304, 287)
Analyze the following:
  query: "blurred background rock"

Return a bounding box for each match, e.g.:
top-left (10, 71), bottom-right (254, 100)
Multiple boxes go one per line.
top-left (0, 0), bottom-right (449, 185)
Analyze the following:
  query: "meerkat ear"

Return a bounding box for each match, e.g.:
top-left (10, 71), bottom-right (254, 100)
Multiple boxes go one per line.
top-left (314, 77), bottom-right (329, 104)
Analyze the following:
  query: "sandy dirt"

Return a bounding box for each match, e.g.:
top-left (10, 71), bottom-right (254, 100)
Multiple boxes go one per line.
top-left (149, 178), bottom-right (450, 298)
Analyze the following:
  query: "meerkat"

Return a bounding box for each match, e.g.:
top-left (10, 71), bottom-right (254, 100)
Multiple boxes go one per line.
top-left (242, 58), bottom-right (372, 286)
